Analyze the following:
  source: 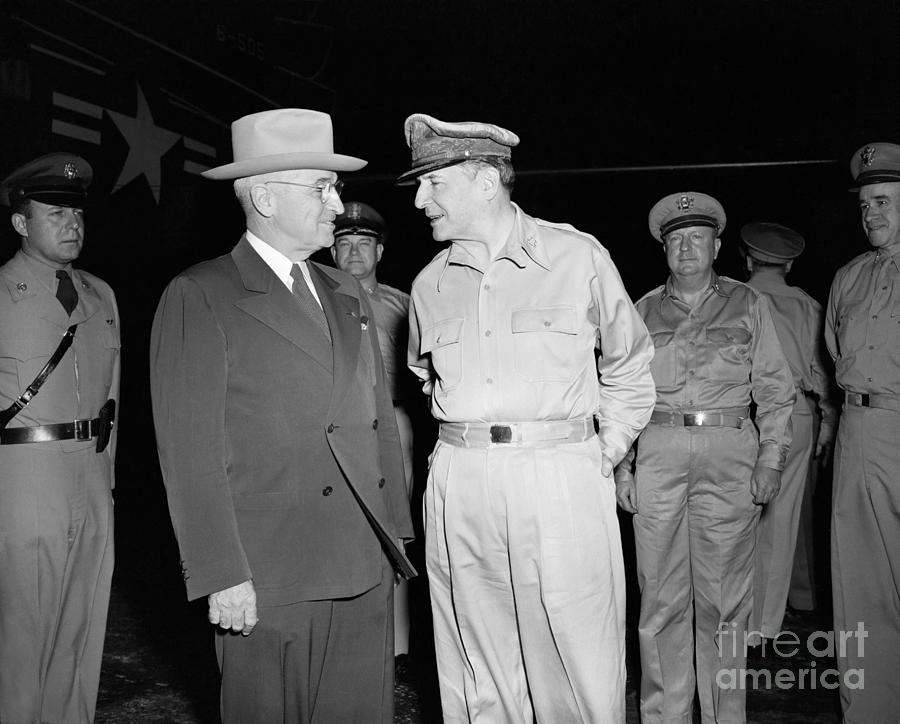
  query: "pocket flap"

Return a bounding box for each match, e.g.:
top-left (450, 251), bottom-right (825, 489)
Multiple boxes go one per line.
top-left (421, 318), bottom-right (464, 353)
top-left (511, 306), bottom-right (578, 335)
top-left (706, 326), bottom-right (751, 345)
top-left (0, 337), bottom-right (58, 362)
top-left (651, 330), bottom-right (675, 347)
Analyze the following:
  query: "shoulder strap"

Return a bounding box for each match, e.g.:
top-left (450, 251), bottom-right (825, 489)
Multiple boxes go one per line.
top-left (0, 324), bottom-right (77, 429)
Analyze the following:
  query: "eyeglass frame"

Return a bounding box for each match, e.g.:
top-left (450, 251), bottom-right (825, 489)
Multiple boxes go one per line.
top-left (264, 179), bottom-right (344, 203)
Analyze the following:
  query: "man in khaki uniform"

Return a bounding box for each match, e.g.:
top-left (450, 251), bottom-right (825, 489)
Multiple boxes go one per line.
top-left (826, 142), bottom-right (900, 723)
top-left (0, 154), bottom-right (120, 723)
top-left (742, 222), bottom-right (837, 639)
top-left (403, 113), bottom-right (655, 723)
top-left (331, 201), bottom-right (415, 656)
top-left (616, 193), bottom-right (794, 724)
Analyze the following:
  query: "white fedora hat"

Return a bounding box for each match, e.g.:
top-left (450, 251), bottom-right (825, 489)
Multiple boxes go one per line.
top-left (202, 108), bottom-right (366, 180)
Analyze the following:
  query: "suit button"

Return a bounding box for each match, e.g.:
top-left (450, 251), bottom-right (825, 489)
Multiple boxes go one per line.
top-left (322, 486), bottom-right (333, 496)
top-left (378, 477), bottom-right (386, 489)
top-left (373, 419), bottom-right (378, 429)
top-left (327, 424), bottom-right (335, 433)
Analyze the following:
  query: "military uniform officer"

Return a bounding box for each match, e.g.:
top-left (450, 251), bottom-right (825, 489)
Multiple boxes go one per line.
top-left (826, 142), bottom-right (900, 723)
top-left (331, 201), bottom-right (416, 656)
top-left (616, 193), bottom-right (794, 724)
top-left (0, 154), bottom-right (120, 723)
top-left (403, 114), bottom-right (655, 723)
top-left (742, 223), bottom-right (837, 639)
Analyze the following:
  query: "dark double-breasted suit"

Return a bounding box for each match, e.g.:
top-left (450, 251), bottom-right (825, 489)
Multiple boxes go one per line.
top-left (151, 236), bottom-right (413, 604)
top-left (150, 237), bottom-right (413, 722)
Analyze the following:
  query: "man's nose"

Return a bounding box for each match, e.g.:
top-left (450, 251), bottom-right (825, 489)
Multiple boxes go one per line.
top-left (414, 184), bottom-right (429, 209)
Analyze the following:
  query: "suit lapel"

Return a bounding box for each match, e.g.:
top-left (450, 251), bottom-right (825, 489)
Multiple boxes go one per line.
top-left (310, 263), bottom-right (361, 419)
top-left (231, 237), bottom-right (333, 373)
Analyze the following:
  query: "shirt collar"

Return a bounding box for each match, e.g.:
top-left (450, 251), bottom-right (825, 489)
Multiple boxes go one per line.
top-left (19, 250), bottom-right (73, 291)
top-left (245, 229), bottom-right (300, 291)
top-left (661, 271), bottom-right (730, 304)
top-left (437, 203), bottom-right (551, 290)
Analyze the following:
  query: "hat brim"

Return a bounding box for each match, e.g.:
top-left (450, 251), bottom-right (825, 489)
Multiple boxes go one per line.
top-left (202, 152), bottom-right (366, 180)
top-left (395, 157), bottom-right (474, 186)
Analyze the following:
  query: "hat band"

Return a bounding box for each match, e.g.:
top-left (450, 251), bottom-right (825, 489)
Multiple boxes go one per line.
top-left (660, 214), bottom-right (718, 239)
top-left (334, 226), bottom-right (381, 239)
top-left (854, 170), bottom-right (900, 186)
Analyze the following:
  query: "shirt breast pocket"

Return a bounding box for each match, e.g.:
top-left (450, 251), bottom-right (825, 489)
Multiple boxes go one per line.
top-left (421, 318), bottom-right (464, 391)
top-left (706, 326), bottom-right (751, 382)
top-left (511, 306), bottom-right (578, 382)
top-left (0, 337), bottom-right (59, 394)
top-left (649, 330), bottom-right (678, 387)
top-left (835, 303), bottom-right (866, 355)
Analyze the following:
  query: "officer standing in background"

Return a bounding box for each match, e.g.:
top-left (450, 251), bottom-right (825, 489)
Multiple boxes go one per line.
top-left (331, 200), bottom-right (416, 657)
top-left (0, 154), bottom-right (120, 723)
top-left (741, 222), bottom-right (837, 639)
top-left (403, 113), bottom-right (655, 723)
top-left (827, 142), bottom-right (900, 723)
top-left (616, 193), bottom-right (794, 724)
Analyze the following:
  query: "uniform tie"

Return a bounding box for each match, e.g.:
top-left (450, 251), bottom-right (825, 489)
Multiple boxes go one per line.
top-left (290, 264), bottom-right (330, 340)
top-left (55, 269), bottom-right (78, 316)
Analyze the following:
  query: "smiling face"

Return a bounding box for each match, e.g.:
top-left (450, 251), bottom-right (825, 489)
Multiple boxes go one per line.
top-left (663, 225), bottom-right (720, 278)
top-left (12, 200), bottom-right (84, 268)
top-left (331, 233), bottom-right (382, 283)
top-left (413, 164), bottom-right (485, 242)
top-left (858, 182), bottom-right (900, 250)
top-left (263, 169), bottom-right (344, 259)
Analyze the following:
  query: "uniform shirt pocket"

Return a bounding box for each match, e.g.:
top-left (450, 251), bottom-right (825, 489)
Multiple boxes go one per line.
top-left (706, 326), bottom-right (752, 382)
top-left (0, 337), bottom-right (60, 395)
top-left (511, 306), bottom-right (578, 382)
top-left (421, 318), bottom-right (464, 391)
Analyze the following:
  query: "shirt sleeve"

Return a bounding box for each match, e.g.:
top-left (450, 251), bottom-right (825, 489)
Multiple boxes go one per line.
top-left (589, 244), bottom-right (656, 465)
top-left (750, 292), bottom-right (796, 469)
top-left (809, 300), bottom-right (838, 425)
top-left (407, 289), bottom-right (434, 396)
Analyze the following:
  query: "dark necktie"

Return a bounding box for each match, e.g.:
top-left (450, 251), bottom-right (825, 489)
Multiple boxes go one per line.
top-left (55, 269), bottom-right (78, 316)
top-left (290, 264), bottom-right (330, 340)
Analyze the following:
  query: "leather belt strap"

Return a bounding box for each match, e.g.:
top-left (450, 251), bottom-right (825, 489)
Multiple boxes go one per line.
top-left (0, 418), bottom-right (100, 445)
top-left (649, 407), bottom-right (750, 428)
top-left (845, 392), bottom-right (900, 412)
top-left (439, 417), bottom-right (595, 448)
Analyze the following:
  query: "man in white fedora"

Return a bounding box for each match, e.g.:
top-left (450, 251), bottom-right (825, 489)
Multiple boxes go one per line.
top-left (150, 108), bottom-right (415, 723)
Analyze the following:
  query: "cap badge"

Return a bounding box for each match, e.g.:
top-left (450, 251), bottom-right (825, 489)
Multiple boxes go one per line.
top-left (63, 162), bottom-right (78, 180)
top-left (676, 194), bottom-right (695, 211)
top-left (861, 145), bottom-right (876, 167)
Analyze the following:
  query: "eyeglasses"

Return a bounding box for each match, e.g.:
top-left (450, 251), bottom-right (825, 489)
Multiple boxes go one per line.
top-left (265, 179), bottom-right (344, 203)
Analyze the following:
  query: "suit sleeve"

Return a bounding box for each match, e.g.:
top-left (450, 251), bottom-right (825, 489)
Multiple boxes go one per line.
top-left (150, 275), bottom-right (251, 600)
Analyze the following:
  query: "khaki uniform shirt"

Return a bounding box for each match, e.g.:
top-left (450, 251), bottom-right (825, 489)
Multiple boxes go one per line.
top-left (0, 250), bottom-right (120, 466)
top-left (408, 203), bottom-right (655, 465)
top-left (366, 282), bottom-right (410, 402)
top-left (825, 244), bottom-right (900, 394)
top-left (748, 270), bottom-right (837, 424)
top-left (634, 274), bottom-right (794, 469)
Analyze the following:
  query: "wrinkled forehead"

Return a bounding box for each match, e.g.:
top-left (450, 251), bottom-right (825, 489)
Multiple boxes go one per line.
top-left (858, 181), bottom-right (900, 202)
top-left (663, 225), bottom-right (718, 242)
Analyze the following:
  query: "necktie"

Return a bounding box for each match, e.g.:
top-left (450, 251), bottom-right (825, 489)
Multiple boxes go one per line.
top-left (55, 269), bottom-right (78, 316)
top-left (290, 264), bottom-right (331, 340)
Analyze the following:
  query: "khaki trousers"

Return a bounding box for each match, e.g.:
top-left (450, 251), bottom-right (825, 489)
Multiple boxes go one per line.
top-left (425, 436), bottom-right (626, 723)
top-left (752, 395), bottom-right (816, 637)
top-left (634, 422), bottom-right (759, 724)
top-left (831, 404), bottom-right (900, 724)
top-left (0, 445), bottom-right (114, 724)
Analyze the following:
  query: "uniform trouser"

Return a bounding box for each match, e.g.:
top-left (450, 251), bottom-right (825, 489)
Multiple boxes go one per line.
top-left (752, 395), bottom-right (815, 637)
top-left (216, 557), bottom-right (394, 724)
top-left (393, 403), bottom-right (414, 656)
top-left (831, 404), bottom-right (900, 724)
top-left (0, 445), bottom-right (114, 724)
top-left (633, 422), bottom-right (760, 724)
top-left (425, 436), bottom-right (626, 723)
top-left (787, 455), bottom-right (818, 611)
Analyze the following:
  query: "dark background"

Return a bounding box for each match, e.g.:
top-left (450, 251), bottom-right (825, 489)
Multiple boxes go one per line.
top-left (0, 0), bottom-right (890, 716)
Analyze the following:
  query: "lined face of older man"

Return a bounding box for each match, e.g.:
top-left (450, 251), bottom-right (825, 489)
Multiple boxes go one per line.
top-left (414, 163), bottom-right (490, 243)
top-left (260, 168), bottom-right (345, 258)
top-left (858, 181), bottom-right (900, 249)
top-left (663, 225), bottom-right (721, 278)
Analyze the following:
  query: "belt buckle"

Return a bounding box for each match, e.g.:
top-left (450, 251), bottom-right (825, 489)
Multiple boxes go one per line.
top-left (684, 412), bottom-right (706, 426)
top-left (74, 419), bottom-right (92, 440)
top-left (860, 393), bottom-right (870, 407)
top-left (489, 425), bottom-right (512, 443)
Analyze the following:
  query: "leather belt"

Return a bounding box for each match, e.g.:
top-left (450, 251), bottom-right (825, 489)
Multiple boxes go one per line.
top-left (649, 407), bottom-right (749, 429)
top-left (439, 417), bottom-right (595, 448)
top-left (0, 418), bottom-right (100, 445)
top-left (845, 392), bottom-right (900, 412)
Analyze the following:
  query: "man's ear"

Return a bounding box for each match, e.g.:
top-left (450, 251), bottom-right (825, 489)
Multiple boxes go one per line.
top-left (745, 255), bottom-right (754, 274)
top-left (11, 213), bottom-right (27, 237)
top-left (481, 166), bottom-right (501, 200)
top-left (250, 183), bottom-right (274, 218)
top-left (376, 242), bottom-right (384, 264)
top-left (785, 259), bottom-right (793, 273)
top-left (713, 237), bottom-right (722, 260)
